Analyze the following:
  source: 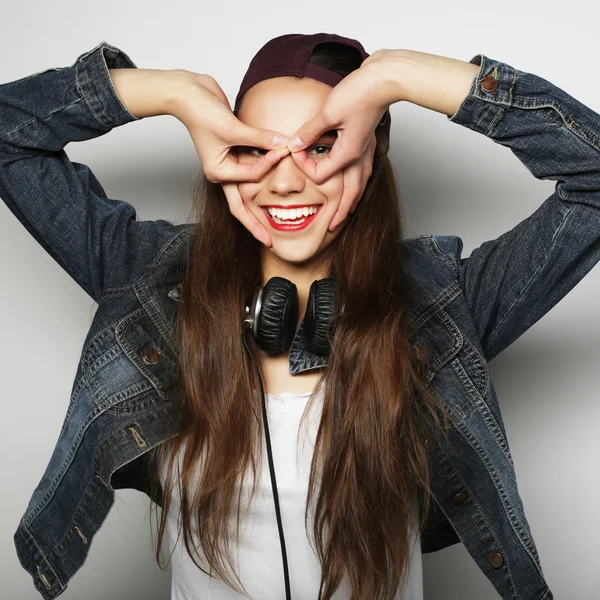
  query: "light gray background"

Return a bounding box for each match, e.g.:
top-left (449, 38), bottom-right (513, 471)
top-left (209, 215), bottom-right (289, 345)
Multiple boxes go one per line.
top-left (1, 1), bottom-right (599, 599)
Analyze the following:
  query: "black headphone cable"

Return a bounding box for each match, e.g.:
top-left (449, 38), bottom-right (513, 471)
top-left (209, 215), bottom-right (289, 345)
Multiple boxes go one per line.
top-left (241, 323), bottom-right (325, 600)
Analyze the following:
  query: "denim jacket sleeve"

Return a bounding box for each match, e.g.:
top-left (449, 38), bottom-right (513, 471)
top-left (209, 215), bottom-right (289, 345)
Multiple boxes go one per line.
top-left (434, 54), bottom-right (600, 363)
top-left (0, 40), bottom-right (180, 303)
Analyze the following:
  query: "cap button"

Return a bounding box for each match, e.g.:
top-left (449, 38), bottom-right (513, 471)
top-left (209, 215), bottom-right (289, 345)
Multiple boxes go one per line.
top-left (480, 75), bottom-right (498, 93)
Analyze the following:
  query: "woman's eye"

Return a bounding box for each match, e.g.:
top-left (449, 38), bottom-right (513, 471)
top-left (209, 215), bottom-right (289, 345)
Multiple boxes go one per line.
top-left (239, 144), bottom-right (332, 158)
top-left (250, 147), bottom-right (269, 157)
top-left (307, 144), bottom-right (332, 156)
top-left (235, 146), bottom-right (268, 157)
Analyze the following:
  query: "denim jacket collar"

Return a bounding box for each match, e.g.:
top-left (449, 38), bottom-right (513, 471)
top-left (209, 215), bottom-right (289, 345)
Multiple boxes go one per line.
top-left (155, 228), bottom-right (461, 378)
top-left (166, 268), bottom-right (330, 375)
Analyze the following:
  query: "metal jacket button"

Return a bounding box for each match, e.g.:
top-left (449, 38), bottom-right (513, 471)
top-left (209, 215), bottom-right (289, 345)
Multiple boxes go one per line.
top-left (480, 75), bottom-right (498, 93)
top-left (452, 492), bottom-right (468, 506)
top-left (488, 552), bottom-right (504, 568)
top-left (141, 346), bottom-right (161, 365)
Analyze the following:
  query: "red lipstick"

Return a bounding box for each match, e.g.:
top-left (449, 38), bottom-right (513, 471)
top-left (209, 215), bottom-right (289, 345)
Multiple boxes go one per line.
top-left (261, 206), bottom-right (321, 232)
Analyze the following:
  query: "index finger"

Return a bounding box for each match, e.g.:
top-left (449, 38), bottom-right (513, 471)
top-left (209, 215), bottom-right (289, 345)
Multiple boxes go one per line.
top-left (214, 146), bottom-right (291, 183)
top-left (290, 137), bottom-right (361, 184)
top-left (221, 182), bottom-right (272, 246)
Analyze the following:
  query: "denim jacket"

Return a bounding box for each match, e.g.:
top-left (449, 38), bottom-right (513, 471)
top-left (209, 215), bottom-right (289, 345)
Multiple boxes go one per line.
top-left (2, 40), bottom-right (599, 600)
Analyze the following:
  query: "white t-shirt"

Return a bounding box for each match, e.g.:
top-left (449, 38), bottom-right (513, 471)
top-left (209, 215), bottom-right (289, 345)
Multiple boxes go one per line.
top-left (158, 385), bottom-right (423, 600)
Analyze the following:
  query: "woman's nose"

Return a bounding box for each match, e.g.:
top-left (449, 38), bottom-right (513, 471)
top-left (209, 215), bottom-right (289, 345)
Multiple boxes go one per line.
top-left (267, 153), bottom-right (306, 196)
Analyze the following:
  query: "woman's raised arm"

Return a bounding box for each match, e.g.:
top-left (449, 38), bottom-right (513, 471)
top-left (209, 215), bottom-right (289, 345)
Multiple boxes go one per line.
top-left (0, 41), bottom-right (291, 301)
top-left (0, 41), bottom-right (189, 302)
top-left (393, 50), bottom-right (600, 362)
top-left (288, 48), bottom-right (600, 362)
top-left (284, 50), bottom-right (480, 230)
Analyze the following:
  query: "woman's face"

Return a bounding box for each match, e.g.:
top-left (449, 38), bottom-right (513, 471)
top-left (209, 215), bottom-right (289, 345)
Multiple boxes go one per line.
top-left (234, 76), bottom-right (354, 265)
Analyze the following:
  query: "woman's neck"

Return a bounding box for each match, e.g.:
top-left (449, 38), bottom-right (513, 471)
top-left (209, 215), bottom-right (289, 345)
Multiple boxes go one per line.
top-left (261, 249), bottom-right (331, 329)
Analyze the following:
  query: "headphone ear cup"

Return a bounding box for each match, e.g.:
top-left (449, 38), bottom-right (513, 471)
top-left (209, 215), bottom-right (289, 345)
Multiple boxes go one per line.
top-left (256, 277), bottom-right (299, 353)
top-left (304, 277), bottom-right (338, 356)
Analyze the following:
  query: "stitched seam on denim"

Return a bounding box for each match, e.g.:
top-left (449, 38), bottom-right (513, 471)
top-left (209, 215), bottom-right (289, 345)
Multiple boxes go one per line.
top-left (452, 422), bottom-right (529, 596)
top-left (2, 97), bottom-right (84, 142)
top-left (429, 235), bottom-right (458, 273)
top-left (55, 376), bottom-right (88, 442)
top-left (452, 355), bottom-right (511, 464)
top-left (101, 380), bottom-right (156, 411)
top-left (21, 523), bottom-right (64, 589)
top-left (115, 306), bottom-right (169, 398)
top-left (106, 392), bottom-right (164, 414)
top-left (74, 47), bottom-right (136, 129)
top-left (82, 323), bottom-right (118, 371)
top-left (484, 202), bottom-right (575, 353)
top-left (136, 291), bottom-right (179, 359)
top-left (432, 309), bottom-right (464, 373)
top-left (84, 342), bottom-right (122, 379)
top-left (462, 335), bottom-right (490, 396)
top-left (431, 438), bottom-right (513, 587)
top-left (509, 97), bottom-right (600, 153)
top-left (454, 417), bottom-right (546, 581)
top-left (427, 235), bottom-right (459, 273)
top-left (409, 283), bottom-right (462, 332)
top-left (95, 44), bottom-right (139, 122)
top-left (150, 226), bottom-right (195, 268)
top-left (23, 392), bottom-right (104, 526)
top-left (101, 284), bottom-right (132, 298)
top-left (482, 104), bottom-right (506, 136)
top-left (50, 480), bottom-right (101, 558)
top-left (95, 401), bottom-right (174, 449)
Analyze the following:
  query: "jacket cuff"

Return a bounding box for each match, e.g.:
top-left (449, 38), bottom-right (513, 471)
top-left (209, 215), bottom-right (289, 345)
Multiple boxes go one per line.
top-left (447, 54), bottom-right (517, 134)
top-left (74, 40), bottom-right (141, 130)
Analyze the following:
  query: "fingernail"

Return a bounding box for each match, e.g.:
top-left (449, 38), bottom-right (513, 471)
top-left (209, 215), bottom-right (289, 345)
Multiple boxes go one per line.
top-left (289, 136), bottom-right (303, 152)
top-left (272, 134), bottom-right (289, 148)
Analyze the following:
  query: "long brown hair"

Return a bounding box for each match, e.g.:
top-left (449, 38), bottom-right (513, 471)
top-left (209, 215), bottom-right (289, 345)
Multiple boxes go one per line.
top-left (147, 41), bottom-right (450, 600)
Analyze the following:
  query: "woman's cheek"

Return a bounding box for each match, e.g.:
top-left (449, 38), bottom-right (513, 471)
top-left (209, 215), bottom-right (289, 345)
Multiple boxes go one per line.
top-left (236, 182), bottom-right (259, 206)
top-left (320, 174), bottom-right (344, 211)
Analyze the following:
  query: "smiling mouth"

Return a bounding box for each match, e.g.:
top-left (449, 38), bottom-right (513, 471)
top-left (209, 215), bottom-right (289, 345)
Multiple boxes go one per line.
top-left (261, 205), bottom-right (322, 231)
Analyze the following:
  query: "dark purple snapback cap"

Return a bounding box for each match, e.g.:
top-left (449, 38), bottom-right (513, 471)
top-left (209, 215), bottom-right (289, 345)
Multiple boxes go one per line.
top-left (234, 32), bottom-right (391, 145)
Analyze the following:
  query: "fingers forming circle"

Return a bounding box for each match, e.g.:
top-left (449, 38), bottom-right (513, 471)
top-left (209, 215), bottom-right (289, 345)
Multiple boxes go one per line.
top-left (329, 160), bottom-right (363, 232)
top-left (215, 147), bottom-right (290, 183)
top-left (221, 182), bottom-right (272, 246)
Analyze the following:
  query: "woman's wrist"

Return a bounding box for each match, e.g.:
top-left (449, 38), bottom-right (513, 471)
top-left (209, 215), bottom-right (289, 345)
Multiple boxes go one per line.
top-left (381, 49), bottom-right (481, 117)
top-left (108, 68), bottom-right (196, 119)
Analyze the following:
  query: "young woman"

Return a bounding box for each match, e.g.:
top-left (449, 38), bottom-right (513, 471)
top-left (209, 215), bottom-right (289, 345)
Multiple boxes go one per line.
top-left (2, 33), bottom-right (599, 600)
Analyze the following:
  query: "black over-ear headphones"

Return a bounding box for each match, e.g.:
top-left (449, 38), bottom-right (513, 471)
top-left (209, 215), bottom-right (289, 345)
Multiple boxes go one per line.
top-left (243, 275), bottom-right (338, 355)
top-left (241, 275), bottom-right (338, 600)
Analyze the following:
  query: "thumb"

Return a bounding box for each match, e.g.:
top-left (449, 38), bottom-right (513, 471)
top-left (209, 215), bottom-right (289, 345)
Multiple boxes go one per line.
top-left (288, 112), bottom-right (332, 152)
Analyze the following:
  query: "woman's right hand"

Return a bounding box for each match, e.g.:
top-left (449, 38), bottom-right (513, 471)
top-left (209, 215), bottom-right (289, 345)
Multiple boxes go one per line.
top-left (170, 70), bottom-right (291, 244)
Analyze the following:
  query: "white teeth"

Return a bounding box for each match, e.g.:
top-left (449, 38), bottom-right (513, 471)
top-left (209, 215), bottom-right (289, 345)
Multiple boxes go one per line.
top-left (272, 215), bottom-right (305, 224)
top-left (266, 206), bottom-right (319, 220)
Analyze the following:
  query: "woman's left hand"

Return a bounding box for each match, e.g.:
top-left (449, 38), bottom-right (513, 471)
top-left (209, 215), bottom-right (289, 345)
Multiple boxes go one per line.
top-left (286, 49), bottom-right (405, 230)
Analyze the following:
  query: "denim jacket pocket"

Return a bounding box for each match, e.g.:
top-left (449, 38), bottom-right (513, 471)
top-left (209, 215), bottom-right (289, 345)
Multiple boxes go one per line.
top-left (414, 290), bottom-right (495, 424)
top-left (115, 307), bottom-right (181, 400)
top-left (416, 308), bottom-right (463, 383)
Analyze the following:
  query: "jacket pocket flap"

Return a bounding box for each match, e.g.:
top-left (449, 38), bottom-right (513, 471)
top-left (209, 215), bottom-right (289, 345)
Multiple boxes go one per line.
top-left (414, 307), bottom-right (464, 383)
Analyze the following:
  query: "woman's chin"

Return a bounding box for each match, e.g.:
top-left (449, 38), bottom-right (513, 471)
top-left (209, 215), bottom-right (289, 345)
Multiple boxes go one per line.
top-left (267, 239), bottom-right (324, 265)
